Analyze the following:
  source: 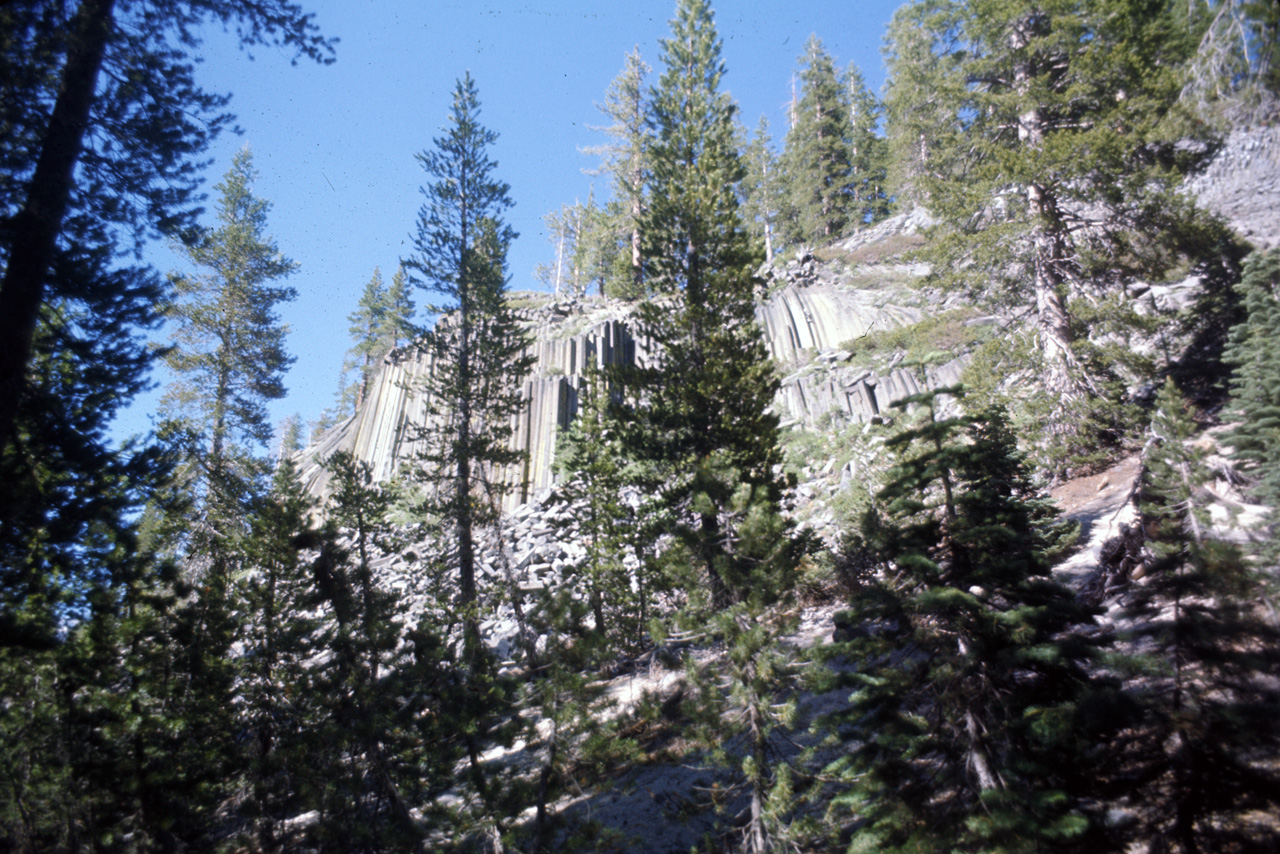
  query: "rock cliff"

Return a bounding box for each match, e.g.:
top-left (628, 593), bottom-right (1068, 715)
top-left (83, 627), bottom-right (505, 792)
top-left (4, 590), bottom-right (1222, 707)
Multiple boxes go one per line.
top-left (297, 224), bottom-right (941, 504)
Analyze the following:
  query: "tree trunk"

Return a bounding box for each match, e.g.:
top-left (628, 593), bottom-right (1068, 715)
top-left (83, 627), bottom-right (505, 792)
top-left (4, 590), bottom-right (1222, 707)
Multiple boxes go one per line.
top-left (0, 0), bottom-right (117, 447)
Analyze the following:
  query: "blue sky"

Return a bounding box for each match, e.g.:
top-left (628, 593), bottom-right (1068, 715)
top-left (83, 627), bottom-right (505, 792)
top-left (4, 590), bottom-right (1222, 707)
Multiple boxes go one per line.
top-left (123, 0), bottom-right (904, 444)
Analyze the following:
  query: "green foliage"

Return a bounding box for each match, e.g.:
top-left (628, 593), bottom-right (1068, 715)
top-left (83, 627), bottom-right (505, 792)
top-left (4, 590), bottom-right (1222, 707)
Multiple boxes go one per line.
top-left (739, 115), bottom-right (784, 265)
top-left (343, 264), bottom-right (416, 414)
top-left (0, 0), bottom-right (332, 449)
top-left (584, 48), bottom-right (651, 300)
top-left (842, 307), bottom-right (993, 363)
top-left (1224, 248), bottom-right (1280, 558)
top-left (885, 0), bottom-right (1219, 462)
top-left (781, 36), bottom-right (889, 247)
top-left (823, 393), bottom-right (1117, 852)
top-left (404, 73), bottom-right (535, 665)
top-left (234, 459), bottom-right (328, 851)
top-left (1116, 379), bottom-right (1280, 852)
top-left (1181, 0), bottom-right (1280, 124)
top-left (552, 363), bottom-right (652, 654)
top-left (626, 0), bottom-right (795, 611)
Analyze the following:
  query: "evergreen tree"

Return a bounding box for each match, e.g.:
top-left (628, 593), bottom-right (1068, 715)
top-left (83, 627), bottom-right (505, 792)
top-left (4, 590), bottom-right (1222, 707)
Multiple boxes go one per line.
top-left (822, 391), bottom-right (1115, 852)
top-left (552, 361), bottom-right (645, 652)
top-left (624, 7), bottom-right (812, 849)
top-left (884, 0), bottom-right (1219, 471)
top-left (782, 35), bottom-right (857, 246)
top-left (535, 198), bottom-right (610, 300)
top-left (346, 267), bottom-right (389, 412)
top-left (1223, 248), bottom-right (1280, 562)
top-left (156, 148), bottom-right (299, 841)
top-left (1117, 379), bottom-right (1280, 853)
top-left (403, 73), bottom-right (535, 667)
top-left (740, 116), bottom-right (783, 265)
top-left (627, 0), bottom-right (792, 610)
top-left (881, 0), bottom-right (967, 206)
top-left (162, 147), bottom-right (298, 520)
top-left (584, 48), bottom-right (651, 298)
top-left (345, 265), bottom-right (417, 412)
top-left (842, 62), bottom-right (891, 225)
top-left (276, 412), bottom-right (305, 459)
top-left (0, 0), bottom-right (332, 448)
top-left (312, 451), bottom-right (445, 848)
top-left (235, 459), bottom-right (327, 852)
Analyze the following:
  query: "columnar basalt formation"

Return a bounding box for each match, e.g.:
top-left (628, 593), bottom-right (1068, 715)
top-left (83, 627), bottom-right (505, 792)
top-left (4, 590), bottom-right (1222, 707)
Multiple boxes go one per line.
top-left (297, 261), bottom-right (936, 505)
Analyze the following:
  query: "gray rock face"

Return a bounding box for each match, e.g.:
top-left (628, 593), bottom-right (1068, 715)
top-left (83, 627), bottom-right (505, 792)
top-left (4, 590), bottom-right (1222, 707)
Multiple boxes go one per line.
top-left (1184, 123), bottom-right (1280, 251)
top-left (297, 206), bottom-right (1019, 505)
top-left (297, 270), bottom-right (935, 505)
top-left (298, 298), bottom-right (641, 506)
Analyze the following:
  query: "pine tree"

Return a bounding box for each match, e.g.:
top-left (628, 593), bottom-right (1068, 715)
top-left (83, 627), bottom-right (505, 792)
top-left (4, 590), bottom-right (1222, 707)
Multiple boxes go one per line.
top-left (884, 0), bottom-right (1220, 472)
top-left (881, 0), bottom-right (967, 205)
top-left (162, 147), bottom-right (298, 517)
top-left (346, 267), bottom-right (389, 412)
top-left (822, 391), bottom-right (1116, 852)
top-left (311, 450), bottom-right (448, 848)
top-left (584, 48), bottom-right (651, 298)
top-left (157, 148), bottom-right (299, 841)
top-left (782, 35), bottom-right (857, 246)
top-left (627, 0), bottom-right (792, 610)
top-left (1181, 0), bottom-right (1280, 124)
top-left (345, 265), bottom-right (417, 412)
top-left (552, 362), bottom-right (646, 652)
top-left (276, 412), bottom-right (305, 459)
top-left (1223, 248), bottom-right (1280, 560)
top-left (235, 459), bottom-right (327, 851)
top-left (842, 62), bottom-right (890, 225)
top-left (1117, 379), bottom-right (1280, 853)
top-left (403, 73), bottom-right (535, 667)
top-left (740, 116), bottom-right (783, 265)
top-left (0, 0), bottom-right (332, 448)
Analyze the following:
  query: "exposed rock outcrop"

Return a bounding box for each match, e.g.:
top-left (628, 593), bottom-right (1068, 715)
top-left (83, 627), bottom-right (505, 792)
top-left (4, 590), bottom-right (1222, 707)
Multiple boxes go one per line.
top-left (1184, 123), bottom-right (1280, 251)
top-left (297, 247), bottom-right (937, 504)
top-left (298, 298), bottom-right (642, 505)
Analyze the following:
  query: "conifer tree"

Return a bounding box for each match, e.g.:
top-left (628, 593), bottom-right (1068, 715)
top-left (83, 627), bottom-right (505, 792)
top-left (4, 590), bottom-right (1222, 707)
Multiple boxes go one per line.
top-left (553, 362), bottom-right (645, 651)
top-left (157, 148), bottom-right (299, 839)
top-left (313, 451), bottom-right (443, 848)
top-left (0, 0), bottom-right (333, 448)
top-left (1223, 248), bottom-right (1280, 561)
top-left (403, 73), bottom-right (535, 667)
top-left (235, 459), bottom-right (326, 852)
top-left (823, 391), bottom-right (1115, 852)
top-left (1118, 379), bottom-right (1280, 853)
top-left (585, 48), bottom-right (651, 298)
top-left (881, 0), bottom-right (966, 205)
top-left (345, 265), bottom-right (417, 413)
top-left (842, 62), bottom-right (890, 225)
top-left (782, 35), bottom-right (857, 246)
top-left (884, 0), bottom-right (1219, 471)
top-left (162, 147), bottom-right (298, 535)
top-left (625, 7), bottom-right (811, 849)
top-left (627, 0), bottom-right (791, 610)
top-left (740, 116), bottom-right (783, 265)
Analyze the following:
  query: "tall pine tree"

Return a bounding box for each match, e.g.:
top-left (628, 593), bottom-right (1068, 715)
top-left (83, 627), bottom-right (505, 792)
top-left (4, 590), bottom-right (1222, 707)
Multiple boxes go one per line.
top-left (626, 0), bottom-right (791, 610)
top-left (403, 73), bottom-right (534, 668)
top-left (782, 35), bottom-right (857, 246)
top-left (156, 148), bottom-right (299, 841)
top-left (884, 0), bottom-right (1220, 472)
